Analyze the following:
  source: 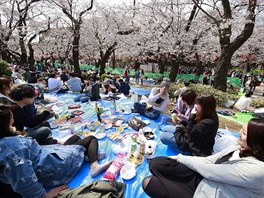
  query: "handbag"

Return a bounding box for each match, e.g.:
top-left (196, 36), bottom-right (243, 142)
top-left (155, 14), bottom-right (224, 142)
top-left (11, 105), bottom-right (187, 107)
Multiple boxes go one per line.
top-left (127, 116), bottom-right (146, 131)
top-left (174, 126), bottom-right (189, 151)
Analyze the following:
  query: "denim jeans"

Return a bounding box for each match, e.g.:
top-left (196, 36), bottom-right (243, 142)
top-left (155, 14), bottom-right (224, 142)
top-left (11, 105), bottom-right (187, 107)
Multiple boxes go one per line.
top-left (162, 125), bottom-right (177, 133)
top-left (74, 94), bottom-right (90, 103)
top-left (26, 126), bottom-right (53, 145)
top-left (160, 131), bottom-right (179, 149)
top-left (133, 102), bottom-right (160, 120)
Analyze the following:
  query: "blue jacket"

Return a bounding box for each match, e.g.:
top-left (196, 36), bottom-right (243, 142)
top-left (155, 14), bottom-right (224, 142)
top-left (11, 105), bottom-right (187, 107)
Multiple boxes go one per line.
top-left (0, 136), bottom-right (85, 198)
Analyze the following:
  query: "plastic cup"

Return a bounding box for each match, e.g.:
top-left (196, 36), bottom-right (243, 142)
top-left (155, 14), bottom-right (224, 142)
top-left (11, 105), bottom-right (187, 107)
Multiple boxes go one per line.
top-left (171, 113), bottom-right (177, 123)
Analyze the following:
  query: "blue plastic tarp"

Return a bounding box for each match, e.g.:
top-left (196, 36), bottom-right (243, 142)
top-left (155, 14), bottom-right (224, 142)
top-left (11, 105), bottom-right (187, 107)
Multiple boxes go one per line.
top-left (48, 94), bottom-right (180, 198)
top-left (47, 93), bottom-right (238, 198)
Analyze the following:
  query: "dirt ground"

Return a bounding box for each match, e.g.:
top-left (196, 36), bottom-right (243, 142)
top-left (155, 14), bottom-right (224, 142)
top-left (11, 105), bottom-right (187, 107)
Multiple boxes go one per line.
top-left (131, 82), bottom-right (242, 132)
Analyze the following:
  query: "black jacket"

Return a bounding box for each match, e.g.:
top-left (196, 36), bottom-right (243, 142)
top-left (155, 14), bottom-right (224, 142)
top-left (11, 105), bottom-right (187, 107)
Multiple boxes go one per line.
top-left (176, 113), bottom-right (219, 157)
top-left (12, 104), bottom-right (52, 131)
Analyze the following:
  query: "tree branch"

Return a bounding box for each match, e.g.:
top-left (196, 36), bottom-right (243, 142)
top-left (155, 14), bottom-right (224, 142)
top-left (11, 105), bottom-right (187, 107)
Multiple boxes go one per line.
top-left (191, 0), bottom-right (220, 26)
top-left (230, 0), bottom-right (257, 53)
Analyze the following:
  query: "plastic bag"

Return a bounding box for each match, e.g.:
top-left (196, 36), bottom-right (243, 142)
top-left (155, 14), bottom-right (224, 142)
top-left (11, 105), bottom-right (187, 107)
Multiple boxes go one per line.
top-left (103, 153), bottom-right (125, 181)
top-left (127, 116), bottom-right (146, 131)
top-left (213, 129), bottom-right (237, 153)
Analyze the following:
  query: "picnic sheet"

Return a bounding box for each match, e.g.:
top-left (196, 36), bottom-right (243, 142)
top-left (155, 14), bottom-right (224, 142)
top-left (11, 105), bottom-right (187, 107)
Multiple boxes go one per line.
top-left (47, 93), bottom-right (239, 198)
top-left (47, 93), bottom-right (180, 198)
top-left (217, 111), bottom-right (253, 125)
top-left (130, 87), bottom-right (151, 96)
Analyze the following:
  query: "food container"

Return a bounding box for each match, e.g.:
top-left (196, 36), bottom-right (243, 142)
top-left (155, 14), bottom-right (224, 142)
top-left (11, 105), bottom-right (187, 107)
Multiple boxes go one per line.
top-left (120, 163), bottom-right (136, 180)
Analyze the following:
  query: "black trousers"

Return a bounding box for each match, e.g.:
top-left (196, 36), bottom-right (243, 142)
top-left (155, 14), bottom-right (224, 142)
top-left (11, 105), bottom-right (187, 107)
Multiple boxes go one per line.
top-left (64, 134), bottom-right (98, 163)
top-left (144, 156), bottom-right (203, 198)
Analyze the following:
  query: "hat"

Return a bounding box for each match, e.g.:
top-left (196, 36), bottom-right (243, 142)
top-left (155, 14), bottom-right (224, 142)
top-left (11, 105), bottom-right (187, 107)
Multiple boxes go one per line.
top-left (160, 80), bottom-right (171, 89)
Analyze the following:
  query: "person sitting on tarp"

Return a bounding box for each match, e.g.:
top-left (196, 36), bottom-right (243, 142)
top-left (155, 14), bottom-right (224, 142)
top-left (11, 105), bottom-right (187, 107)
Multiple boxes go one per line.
top-left (9, 84), bottom-right (56, 145)
top-left (48, 73), bottom-right (68, 94)
top-left (118, 78), bottom-right (130, 96)
top-left (143, 118), bottom-right (264, 198)
top-left (66, 72), bottom-right (83, 93)
top-left (0, 105), bottom-right (111, 198)
top-left (163, 90), bottom-right (197, 131)
top-left (160, 94), bottom-right (219, 156)
top-left (232, 91), bottom-right (254, 111)
top-left (103, 77), bottom-right (117, 94)
top-left (0, 77), bottom-right (14, 105)
top-left (74, 76), bottom-right (101, 103)
top-left (173, 80), bottom-right (190, 103)
top-left (133, 79), bottom-right (170, 120)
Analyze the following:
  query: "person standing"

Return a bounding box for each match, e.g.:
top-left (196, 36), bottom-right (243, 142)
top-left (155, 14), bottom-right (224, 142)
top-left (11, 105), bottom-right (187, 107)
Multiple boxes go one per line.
top-left (140, 69), bottom-right (145, 85)
top-left (135, 69), bottom-right (140, 84)
top-left (124, 66), bottom-right (130, 83)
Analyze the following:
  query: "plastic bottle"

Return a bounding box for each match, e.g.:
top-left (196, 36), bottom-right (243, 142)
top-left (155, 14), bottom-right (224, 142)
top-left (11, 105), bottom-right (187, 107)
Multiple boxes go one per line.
top-left (70, 123), bottom-right (75, 134)
top-left (95, 103), bottom-right (102, 122)
top-left (99, 123), bottom-right (105, 133)
top-left (139, 140), bottom-right (145, 156)
top-left (158, 116), bottom-right (165, 130)
top-left (113, 99), bottom-right (116, 112)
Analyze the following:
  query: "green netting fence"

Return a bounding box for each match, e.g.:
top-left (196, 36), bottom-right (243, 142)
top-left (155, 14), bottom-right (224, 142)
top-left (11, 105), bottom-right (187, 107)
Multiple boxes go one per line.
top-left (55, 64), bottom-right (241, 86)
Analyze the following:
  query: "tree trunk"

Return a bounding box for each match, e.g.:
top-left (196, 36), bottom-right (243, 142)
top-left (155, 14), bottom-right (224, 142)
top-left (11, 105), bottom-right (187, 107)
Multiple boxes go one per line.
top-left (0, 50), bottom-right (12, 63)
top-left (99, 42), bottom-right (117, 75)
top-left (19, 35), bottom-right (27, 65)
top-left (28, 45), bottom-right (34, 67)
top-left (158, 56), bottom-right (165, 74)
top-left (194, 52), bottom-right (203, 76)
top-left (169, 57), bottom-right (179, 82)
top-left (72, 24), bottom-right (81, 76)
top-left (111, 50), bottom-right (116, 69)
top-left (213, 49), bottom-right (232, 91)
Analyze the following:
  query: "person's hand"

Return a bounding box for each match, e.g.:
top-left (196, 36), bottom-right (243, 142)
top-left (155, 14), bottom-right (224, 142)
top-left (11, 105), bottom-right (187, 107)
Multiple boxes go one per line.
top-left (191, 106), bottom-right (197, 114)
top-left (45, 104), bottom-right (54, 111)
top-left (176, 114), bottom-right (183, 122)
top-left (44, 185), bottom-right (68, 198)
top-left (146, 104), bottom-right (153, 110)
top-left (168, 155), bottom-right (179, 160)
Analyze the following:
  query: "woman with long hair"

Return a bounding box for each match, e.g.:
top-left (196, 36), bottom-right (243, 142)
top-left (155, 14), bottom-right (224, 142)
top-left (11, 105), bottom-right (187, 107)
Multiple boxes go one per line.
top-left (0, 105), bottom-right (111, 198)
top-left (161, 94), bottom-right (219, 157)
top-left (0, 76), bottom-right (14, 105)
top-left (143, 118), bottom-right (264, 198)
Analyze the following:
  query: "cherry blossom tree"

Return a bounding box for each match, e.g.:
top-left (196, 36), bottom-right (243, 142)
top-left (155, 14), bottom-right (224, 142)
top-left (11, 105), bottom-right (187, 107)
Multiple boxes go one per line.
top-left (191, 0), bottom-right (258, 91)
top-left (50, 0), bottom-right (93, 76)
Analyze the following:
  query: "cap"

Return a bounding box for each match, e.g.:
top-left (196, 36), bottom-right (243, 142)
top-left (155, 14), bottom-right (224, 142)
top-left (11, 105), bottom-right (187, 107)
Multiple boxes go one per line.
top-left (160, 80), bottom-right (171, 89)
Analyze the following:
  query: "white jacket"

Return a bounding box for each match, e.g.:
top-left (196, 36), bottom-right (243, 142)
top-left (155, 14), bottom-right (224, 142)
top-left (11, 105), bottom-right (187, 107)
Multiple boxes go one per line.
top-left (177, 144), bottom-right (264, 198)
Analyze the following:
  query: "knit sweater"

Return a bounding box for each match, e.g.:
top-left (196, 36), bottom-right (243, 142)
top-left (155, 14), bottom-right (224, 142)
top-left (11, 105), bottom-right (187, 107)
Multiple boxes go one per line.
top-left (177, 144), bottom-right (264, 198)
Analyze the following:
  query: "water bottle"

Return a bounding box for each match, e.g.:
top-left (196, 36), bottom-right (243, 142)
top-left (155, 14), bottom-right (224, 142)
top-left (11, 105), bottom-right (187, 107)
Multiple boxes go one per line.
top-left (70, 123), bottom-right (75, 134)
top-left (158, 116), bottom-right (165, 130)
top-left (95, 103), bottom-right (102, 122)
top-left (99, 123), bottom-right (105, 133)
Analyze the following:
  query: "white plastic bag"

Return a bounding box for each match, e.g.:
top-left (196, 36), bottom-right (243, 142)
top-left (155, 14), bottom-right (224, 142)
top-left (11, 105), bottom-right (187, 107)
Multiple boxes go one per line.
top-left (213, 128), bottom-right (238, 153)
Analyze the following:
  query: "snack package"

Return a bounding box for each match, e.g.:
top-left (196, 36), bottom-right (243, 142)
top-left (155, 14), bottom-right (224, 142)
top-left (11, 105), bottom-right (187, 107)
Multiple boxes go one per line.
top-left (103, 153), bottom-right (125, 181)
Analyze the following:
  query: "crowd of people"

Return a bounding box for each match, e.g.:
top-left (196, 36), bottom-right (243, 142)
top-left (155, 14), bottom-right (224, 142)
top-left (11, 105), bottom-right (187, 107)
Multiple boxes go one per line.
top-left (0, 63), bottom-right (264, 198)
